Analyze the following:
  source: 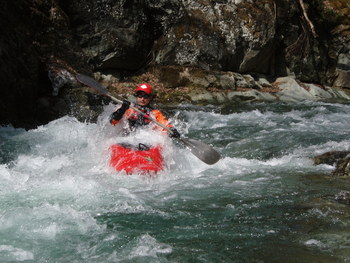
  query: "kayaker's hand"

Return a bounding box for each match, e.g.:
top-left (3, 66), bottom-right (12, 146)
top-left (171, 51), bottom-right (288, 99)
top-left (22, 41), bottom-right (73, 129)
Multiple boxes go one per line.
top-left (169, 127), bottom-right (180, 138)
top-left (121, 100), bottom-right (130, 110)
top-left (111, 100), bottom-right (130, 121)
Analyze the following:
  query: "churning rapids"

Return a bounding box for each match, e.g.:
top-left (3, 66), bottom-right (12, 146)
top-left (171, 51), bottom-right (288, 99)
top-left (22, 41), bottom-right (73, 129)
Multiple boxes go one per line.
top-left (0, 101), bottom-right (350, 263)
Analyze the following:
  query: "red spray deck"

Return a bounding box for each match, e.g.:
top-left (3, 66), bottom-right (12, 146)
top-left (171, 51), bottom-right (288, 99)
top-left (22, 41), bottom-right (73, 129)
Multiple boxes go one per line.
top-left (109, 143), bottom-right (164, 174)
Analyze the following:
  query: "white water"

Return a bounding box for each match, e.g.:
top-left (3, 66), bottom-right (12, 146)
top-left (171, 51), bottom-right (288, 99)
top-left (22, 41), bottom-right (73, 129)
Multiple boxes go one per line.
top-left (0, 101), bottom-right (350, 262)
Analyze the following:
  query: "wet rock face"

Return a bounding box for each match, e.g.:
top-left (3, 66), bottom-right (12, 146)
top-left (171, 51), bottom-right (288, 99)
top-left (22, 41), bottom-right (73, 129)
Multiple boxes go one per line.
top-left (64, 0), bottom-right (348, 84)
top-left (312, 0), bottom-right (350, 88)
top-left (65, 0), bottom-right (277, 73)
top-left (0, 0), bottom-right (92, 128)
top-left (152, 0), bottom-right (276, 73)
top-left (64, 0), bottom-right (182, 71)
top-left (333, 155), bottom-right (350, 177)
top-left (0, 1), bottom-right (50, 128)
top-left (53, 0), bottom-right (350, 86)
top-left (332, 30), bottom-right (350, 89)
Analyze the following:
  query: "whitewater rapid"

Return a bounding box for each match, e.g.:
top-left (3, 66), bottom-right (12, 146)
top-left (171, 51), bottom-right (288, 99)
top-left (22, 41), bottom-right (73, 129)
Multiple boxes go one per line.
top-left (0, 101), bottom-right (350, 262)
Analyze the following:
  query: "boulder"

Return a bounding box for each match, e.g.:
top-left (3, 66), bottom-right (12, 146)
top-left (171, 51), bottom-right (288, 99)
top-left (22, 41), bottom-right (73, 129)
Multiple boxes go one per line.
top-left (313, 151), bottom-right (350, 166)
top-left (313, 151), bottom-right (350, 177)
top-left (335, 191), bottom-right (350, 205)
top-left (333, 155), bottom-right (350, 177)
top-left (274, 77), bottom-right (350, 102)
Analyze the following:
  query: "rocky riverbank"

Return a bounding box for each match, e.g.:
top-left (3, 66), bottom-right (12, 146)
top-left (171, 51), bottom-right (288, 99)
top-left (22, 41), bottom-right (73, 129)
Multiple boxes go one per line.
top-left (94, 66), bottom-right (350, 106)
top-left (1, 0), bottom-right (350, 128)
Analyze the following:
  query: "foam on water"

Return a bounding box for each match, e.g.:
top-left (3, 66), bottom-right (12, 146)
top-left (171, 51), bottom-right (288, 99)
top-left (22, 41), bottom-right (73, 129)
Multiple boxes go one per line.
top-left (0, 245), bottom-right (34, 261)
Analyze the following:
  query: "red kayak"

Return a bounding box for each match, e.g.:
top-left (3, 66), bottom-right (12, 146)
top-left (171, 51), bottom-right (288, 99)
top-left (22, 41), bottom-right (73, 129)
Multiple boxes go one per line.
top-left (109, 143), bottom-right (164, 174)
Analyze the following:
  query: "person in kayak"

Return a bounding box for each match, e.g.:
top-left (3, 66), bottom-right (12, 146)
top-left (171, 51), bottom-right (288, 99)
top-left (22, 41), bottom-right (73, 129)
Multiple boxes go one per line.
top-left (109, 83), bottom-right (180, 138)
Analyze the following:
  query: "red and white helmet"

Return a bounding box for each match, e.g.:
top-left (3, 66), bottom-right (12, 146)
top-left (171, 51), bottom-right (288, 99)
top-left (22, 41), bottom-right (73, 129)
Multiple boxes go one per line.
top-left (135, 83), bottom-right (153, 95)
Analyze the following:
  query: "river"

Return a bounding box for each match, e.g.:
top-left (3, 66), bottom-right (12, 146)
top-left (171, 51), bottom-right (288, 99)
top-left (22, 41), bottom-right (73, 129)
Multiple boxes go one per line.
top-left (0, 101), bottom-right (349, 262)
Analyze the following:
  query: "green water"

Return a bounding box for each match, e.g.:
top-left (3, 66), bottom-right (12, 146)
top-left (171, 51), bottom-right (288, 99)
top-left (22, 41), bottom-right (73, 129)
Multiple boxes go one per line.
top-left (0, 102), bottom-right (350, 262)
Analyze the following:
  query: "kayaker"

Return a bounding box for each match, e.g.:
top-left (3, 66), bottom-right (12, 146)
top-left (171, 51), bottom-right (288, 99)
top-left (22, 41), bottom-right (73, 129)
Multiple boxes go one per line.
top-left (109, 83), bottom-right (181, 138)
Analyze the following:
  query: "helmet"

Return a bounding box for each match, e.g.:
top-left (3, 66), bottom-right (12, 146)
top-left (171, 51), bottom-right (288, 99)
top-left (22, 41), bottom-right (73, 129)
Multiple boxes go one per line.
top-left (135, 83), bottom-right (153, 95)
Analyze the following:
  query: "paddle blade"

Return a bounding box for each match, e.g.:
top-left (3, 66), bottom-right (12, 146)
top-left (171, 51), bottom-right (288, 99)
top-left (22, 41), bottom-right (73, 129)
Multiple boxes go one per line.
top-left (76, 74), bottom-right (123, 104)
top-left (76, 74), bottom-right (109, 96)
top-left (180, 138), bottom-right (221, 165)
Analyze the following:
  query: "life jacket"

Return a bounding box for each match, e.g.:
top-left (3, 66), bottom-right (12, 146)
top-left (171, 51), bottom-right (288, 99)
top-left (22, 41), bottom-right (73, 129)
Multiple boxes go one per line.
top-left (110, 104), bottom-right (172, 132)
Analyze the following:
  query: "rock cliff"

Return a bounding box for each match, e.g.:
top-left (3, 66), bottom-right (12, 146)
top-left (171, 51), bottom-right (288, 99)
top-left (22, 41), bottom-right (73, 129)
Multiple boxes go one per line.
top-left (0, 0), bottom-right (349, 128)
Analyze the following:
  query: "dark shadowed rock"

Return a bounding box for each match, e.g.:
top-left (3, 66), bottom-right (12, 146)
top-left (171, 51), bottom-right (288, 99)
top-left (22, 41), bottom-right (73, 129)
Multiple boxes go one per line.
top-left (332, 155), bottom-right (350, 177)
top-left (313, 151), bottom-right (350, 177)
top-left (335, 190), bottom-right (350, 205)
top-left (0, 0), bottom-right (92, 128)
top-left (64, 0), bottom-right (182, 71)
top-left (313, 151), bottom-right (350, 165)
top-left (150, 0), bottom-right (276, 74)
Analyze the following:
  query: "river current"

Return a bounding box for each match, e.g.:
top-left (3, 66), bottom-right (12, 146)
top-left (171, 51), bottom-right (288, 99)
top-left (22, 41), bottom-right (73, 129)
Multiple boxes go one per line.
top-left (0, 101), bottom-right (350, 262)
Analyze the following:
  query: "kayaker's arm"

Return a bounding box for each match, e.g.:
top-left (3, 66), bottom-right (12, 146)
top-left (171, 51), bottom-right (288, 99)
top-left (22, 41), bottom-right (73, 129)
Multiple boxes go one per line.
top-left (151, 109), bottom-right (180, 138)
top-left (109, 100), bottom-right (130, 124)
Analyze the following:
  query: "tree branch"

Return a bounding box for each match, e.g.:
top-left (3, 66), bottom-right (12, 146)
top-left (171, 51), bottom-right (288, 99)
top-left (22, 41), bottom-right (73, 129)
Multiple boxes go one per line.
top-left (299, 0), bottom-right (318, 38)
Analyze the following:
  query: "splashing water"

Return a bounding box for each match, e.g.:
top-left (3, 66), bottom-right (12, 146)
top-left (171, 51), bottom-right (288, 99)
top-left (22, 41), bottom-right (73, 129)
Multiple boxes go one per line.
top-left (0, 101), bottom-right (350, 262)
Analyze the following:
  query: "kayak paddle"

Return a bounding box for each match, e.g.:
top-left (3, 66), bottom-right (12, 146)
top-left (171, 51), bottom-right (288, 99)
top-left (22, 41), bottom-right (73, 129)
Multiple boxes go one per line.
top-left (76, 74), bottom-right (221, 165)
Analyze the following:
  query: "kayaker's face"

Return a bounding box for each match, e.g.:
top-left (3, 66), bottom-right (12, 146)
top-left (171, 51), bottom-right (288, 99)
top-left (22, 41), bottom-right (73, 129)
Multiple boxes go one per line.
top-left (136, 92), bottom-right (152, 106)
